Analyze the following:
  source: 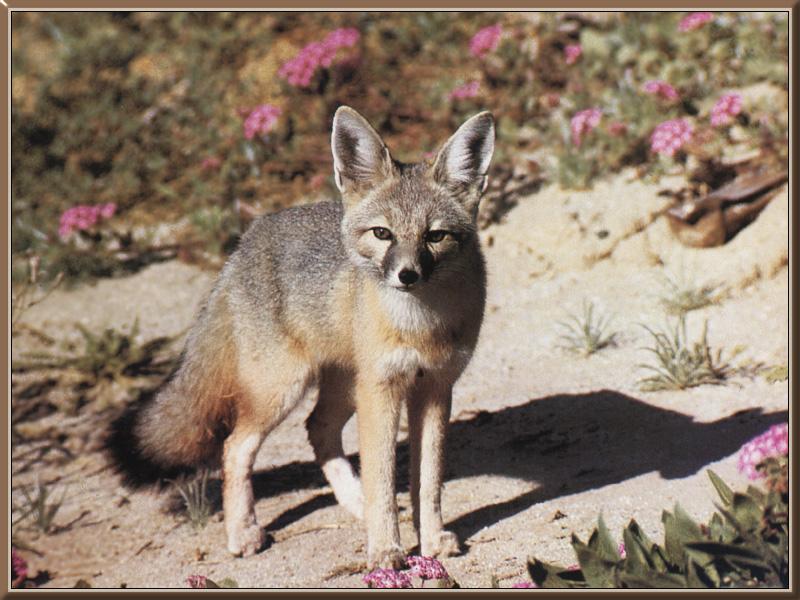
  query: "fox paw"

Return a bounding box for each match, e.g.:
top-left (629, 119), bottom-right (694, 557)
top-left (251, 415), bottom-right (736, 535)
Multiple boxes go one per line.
top-left (227, 524), bottom-right (265, 557)
top-left (368, 544), bottom-right (406, 570)
top-left (422, 530), bottom-right (460, 558)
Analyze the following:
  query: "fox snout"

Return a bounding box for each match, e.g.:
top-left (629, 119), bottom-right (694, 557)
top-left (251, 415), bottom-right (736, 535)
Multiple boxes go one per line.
top-left (384, 244), bottom-right (434, 290)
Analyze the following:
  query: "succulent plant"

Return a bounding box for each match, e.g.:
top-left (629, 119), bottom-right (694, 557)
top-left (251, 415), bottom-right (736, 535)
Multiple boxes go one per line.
top-left (528, 467), bottom-right (788, 588)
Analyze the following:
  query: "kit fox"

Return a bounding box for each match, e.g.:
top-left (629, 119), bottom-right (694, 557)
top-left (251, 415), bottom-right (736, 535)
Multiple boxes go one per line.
top-left (120, 106), bottom-right (495, 569)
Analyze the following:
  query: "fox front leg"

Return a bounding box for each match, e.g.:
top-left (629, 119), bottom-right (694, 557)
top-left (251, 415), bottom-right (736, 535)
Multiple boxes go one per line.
top-left (356, 376), bottom-right (405, 569)
top-left (408, 381), bottom-right (459, 558)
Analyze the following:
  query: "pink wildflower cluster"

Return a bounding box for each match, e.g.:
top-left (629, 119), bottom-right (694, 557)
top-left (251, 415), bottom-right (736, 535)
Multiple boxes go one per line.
top-left (11, 548), bottom-right (28, 588)
top-left (643, 80), bottom-right (680, 102)
top-left (570, 108), bottom-right (602, 146)
top-left (363, 555), bottom-right (450, 588)
top-left (243, 104), bottom-right (282, 140)
top-left (650, 118), bottom-right (693, 157)
top-left (362, 568), bottom-right (413, 589)
top-left (564, 44), bottom-right (582, 65)
top-left (278, 28), bottom-right (360, 88)
top-left (737, 423), bottom-right (788, 480)
top-left (448, 80), bottom-right (480, 101)
top-left (469, 24), bottom-right (502, 58)
top-left (405, 555), bottom-right (449, 580)
top-left (512, 581), bottom-right (538, 588)
top-left (58, 203), bottom-right (116, 239)
top-left (710, 93), bottom-right (743, 127)
top-left (186, 575), bottom-right (208, 588)
top-left (679, 12), bottom-right (714, 32)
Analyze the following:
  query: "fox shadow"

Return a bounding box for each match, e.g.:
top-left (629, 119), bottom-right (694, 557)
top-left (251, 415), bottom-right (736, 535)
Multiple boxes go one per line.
top-left (250, 389), bottom-right (786, 541)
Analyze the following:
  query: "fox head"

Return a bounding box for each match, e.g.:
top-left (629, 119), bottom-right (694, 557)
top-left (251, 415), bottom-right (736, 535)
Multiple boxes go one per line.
top-left (332, 106), bottom-right (495, 292)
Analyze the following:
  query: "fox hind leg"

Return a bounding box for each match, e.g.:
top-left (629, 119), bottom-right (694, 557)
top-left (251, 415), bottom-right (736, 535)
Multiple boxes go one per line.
top-left (223, 422), bottom-right (268, 557)
top-left (306, 365), bottom-right (364, 519)
top-left (223, 351), bottom-right (316, 557)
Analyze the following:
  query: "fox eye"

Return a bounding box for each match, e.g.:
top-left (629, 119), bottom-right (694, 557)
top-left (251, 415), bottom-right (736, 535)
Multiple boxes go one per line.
top-left (372, 227), bottom-right (393, 241)
top-left (426, 230), bottom-right (447, 243)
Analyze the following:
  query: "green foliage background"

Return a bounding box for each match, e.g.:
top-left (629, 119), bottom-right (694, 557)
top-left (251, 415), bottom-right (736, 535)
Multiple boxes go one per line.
top-left (11, 12), bottom-right (788, 281)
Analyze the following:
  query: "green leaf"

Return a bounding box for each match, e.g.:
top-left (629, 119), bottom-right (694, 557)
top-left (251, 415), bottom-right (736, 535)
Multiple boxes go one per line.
top-left (573, 536), bottom-right (617, 588)
top-left (218, 577), bottom-right (238, 588)
top-left (730, 493), bottom-right (761, 532)
top-left (674, 504), bottom-right (704, 541)
top-left (707, 470), bottom-right (734, 506)
top-left (589, 515), bottom-right (621, 563)
top-left (618, 569), bottom-right (686, 588)
top-left (528, 558), bottom-right (587, 589)
top-left (686, 559), bottom-right (717, 588)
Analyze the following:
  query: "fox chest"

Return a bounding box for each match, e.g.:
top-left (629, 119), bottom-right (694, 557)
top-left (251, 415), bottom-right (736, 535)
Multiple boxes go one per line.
top-left (375, 341), bottom-right (470, 386)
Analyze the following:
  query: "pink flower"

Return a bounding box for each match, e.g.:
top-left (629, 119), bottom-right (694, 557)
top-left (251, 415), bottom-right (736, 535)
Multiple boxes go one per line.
top-left (11, 548), bottom-right (27, 588)
top-left (448, 80), bottom-right (480, 101)
top-left (679, 12), bottom-right (713, 32)
top-left (186, 575), bottom-right (208, 588)
top-left (405, 555), bottom-right (449, 580)
top-left (650, 118), bottom-right (693, 157)
top-left (710, 93), bottom-right (743, 127)
top-left (607, 121), bottom-right (628, 136)
top-left (279, 28), bottom-right (360, 88)
top-left (564, 44), bottom-right (582, 65)
top-left (618, 542), bottom-right (627, 559)
top-left (469, 24), bottom-right (502, 58)
top-left (243, 104), bottom-right (282, 140)
top-left (642, 80), bottom-right (680, 102)
top-left (201, 156), bottom-right (222, 171)
top-left (58, 203), bottom-right (117, 239)
top-left (363, 568), bottom-right (413, 588)
top-left (570, 108), bottom-right (602, 146)
top-left (737, 423), bottom-right (788, 480)
top-left (512, 581), bottom-right (538, 588)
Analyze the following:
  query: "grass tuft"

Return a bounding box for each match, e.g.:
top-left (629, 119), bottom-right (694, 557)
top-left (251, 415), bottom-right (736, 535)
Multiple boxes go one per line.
top-left (172, 470), bottom-right (214, 530)
top-left (557, 300), bottom-right (617, 357)
top-left (657, 271), bottom-right (718, 315)
top-left (638, 315), bottom-right (730, 391)
top-left (13, 478), bottom-right (66, 534)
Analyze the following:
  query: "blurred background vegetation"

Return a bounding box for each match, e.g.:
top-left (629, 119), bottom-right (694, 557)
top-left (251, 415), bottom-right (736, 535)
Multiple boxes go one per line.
top-left (11, 11), bottom-right (788, 284)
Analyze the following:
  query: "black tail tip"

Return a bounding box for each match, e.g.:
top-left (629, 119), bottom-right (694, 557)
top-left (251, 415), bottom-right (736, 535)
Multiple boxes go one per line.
top-left (103, 393), bottom-right (196, 490)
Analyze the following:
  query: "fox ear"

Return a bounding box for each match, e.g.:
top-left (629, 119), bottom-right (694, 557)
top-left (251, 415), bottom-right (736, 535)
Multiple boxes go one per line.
top-left (431, 111), bottom-right (495, 200)
top-left (331, 106), bottom-right (395, 198)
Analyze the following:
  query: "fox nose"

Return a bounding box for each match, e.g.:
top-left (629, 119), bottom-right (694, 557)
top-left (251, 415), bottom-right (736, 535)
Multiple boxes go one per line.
top-left (398, 269), bottom-right (419, 286)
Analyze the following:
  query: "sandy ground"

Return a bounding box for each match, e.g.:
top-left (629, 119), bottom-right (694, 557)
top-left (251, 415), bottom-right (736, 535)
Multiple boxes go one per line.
top-left (11, 171), bottom-right (789, 589)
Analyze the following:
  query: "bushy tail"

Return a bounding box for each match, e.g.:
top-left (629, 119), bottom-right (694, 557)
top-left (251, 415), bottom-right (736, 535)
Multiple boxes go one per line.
top-left (106, 292), bottom-right (238, 488)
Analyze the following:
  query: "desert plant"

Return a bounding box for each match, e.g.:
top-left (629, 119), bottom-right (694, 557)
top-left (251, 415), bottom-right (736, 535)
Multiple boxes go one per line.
top-left (557, 300), bottom-right (617, 356)
top-left (657, 271), bottom-right (718, 315)
top-left (12, 320), bottom-right (175, 379)
top-left (172, 469), bottom-right (214, 530)
top-left (528, 467), bottom-right (788, 588)
top-left (11, 256), bottom-right (63, 332)
top-left (13, 478), bottom-right (66, 534)
top-left (762, 364), bottom-right (788, 384)
top-left (12, 320), bottom-right (177, 413)
top-left (638, 315), bottom-right (729, 391)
